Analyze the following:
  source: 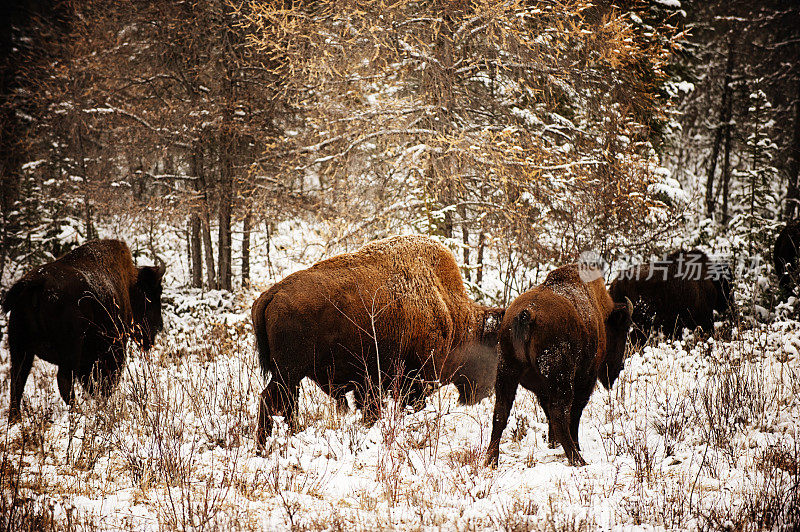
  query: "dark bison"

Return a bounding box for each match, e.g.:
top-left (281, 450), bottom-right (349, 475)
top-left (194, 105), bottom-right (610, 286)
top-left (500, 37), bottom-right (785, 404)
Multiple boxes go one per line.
top-left (774, 220), bottom-right (800, 293)
top-left (2, 239), bottom-right (165, 422)
top-left (609, 249), bottom-right (735, 344)
top-left (486, 265), bottom-right (632, 466)
top-left (252, 235), bottom-right (504, 449)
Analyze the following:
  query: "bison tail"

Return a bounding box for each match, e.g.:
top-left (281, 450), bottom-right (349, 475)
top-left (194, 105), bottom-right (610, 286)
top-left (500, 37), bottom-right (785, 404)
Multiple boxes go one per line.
top-left (251, 289), bottom-right (276, 379)
top-left (511, 308), bottom-right (534, 364)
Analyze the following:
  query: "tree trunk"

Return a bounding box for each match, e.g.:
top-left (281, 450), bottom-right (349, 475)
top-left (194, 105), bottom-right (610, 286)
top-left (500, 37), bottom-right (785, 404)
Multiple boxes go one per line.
top-left (265, 221), bottom-right (273, 279)
top-left (242, 205), bottom-right (251, 289)
top-left (476, 229), bottom-right (485, 289)
top-left (84, 201), bottom-right (94, 241)
top-left (458, 204), bottom-right (470, 282)
top-left (75, 120), bottom-right (95, 241)
top-left (201, 210), bottom-right (217, 289)
top-left (194, 141), bottom-right (216, 290)
top-left (217, 138), bottom-right (233, 291)
top-left (190, 213), bottom-right (202, 288)
top-left (189, 147), bottom-right (204, 288)
top-left (784, 78), bottom-right (800, 220)
top-left (706, 41), bottom-right (735, 218)
top-left (721, 111), bottom-right (733, 225)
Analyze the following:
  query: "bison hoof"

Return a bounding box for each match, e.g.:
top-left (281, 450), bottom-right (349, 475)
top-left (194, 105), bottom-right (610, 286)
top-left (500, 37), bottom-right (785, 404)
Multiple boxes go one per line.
top-left (7, 410), bottom-right (21, 425)
top-left (484, 447), bottom-right (500, 468)
top-left (568, 454), bottom-right (587, 467)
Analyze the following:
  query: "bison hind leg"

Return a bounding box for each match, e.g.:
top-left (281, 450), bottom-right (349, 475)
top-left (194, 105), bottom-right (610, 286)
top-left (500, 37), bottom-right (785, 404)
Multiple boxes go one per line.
top-left (57, 367), bottom-right (75, 407)
top-left (569, 391), bottom-right (593, 453)
top-left (256, 377), bottom-right (301, 452)
top-left (548, 403), bottom-right (586, 466)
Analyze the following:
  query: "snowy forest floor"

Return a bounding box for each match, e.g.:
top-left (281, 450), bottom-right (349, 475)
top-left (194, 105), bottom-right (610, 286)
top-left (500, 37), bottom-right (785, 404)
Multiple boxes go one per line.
top-left (1, 228), bottom-right (799, 531)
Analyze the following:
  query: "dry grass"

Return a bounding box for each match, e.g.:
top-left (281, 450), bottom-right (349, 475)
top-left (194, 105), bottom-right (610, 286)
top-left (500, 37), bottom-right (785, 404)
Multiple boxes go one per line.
top-left (1, 294), bottom-right (799, 531)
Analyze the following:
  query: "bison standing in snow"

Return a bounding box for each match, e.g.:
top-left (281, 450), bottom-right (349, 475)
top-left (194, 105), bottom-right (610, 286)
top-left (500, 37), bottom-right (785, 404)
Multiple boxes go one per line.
top-left (609, 250), bottom-right (735, 344)
top-left (2, 239), bottom-right (165, 422)
top-left (486, 264), bottom-right (632, 467)
top-left (251, 235), bottom-right (504, 449)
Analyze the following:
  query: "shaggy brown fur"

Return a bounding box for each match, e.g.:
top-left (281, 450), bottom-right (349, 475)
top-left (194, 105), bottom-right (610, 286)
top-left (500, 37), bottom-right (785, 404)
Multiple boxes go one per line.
top-left (252, 235), bottom-right (504, 449)
top-left (609, 249), bottom-right (735, 344)
top-left (2, 239), bottom-right (165, 422)
top-left (486, 265), bottom-right (632, 467)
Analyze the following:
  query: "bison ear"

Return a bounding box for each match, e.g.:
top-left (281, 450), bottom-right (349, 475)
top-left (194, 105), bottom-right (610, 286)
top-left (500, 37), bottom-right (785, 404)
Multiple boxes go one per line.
top-left (609, 297), bottom-right (633, 328)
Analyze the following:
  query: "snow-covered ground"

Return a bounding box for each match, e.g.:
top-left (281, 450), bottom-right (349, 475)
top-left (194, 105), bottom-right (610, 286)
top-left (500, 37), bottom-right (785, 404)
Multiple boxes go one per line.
top-left (1, 222), bottom-right (798, 530)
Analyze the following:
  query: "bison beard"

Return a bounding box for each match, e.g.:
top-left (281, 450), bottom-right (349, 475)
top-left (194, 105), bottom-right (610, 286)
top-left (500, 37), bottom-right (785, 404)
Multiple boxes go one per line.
top-left (251, 235), bottom-right (504, 450)
top-left (2, 239), bottom-right (165, 422)
top-left (485, 265), bottom-right (632, 467)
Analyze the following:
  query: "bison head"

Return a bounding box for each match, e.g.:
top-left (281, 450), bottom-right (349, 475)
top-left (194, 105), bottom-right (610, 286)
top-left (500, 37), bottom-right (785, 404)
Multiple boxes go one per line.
top-left (599, 297), bottom-right (633, 390)
top-left (131, 261), bottom-right (166, 350)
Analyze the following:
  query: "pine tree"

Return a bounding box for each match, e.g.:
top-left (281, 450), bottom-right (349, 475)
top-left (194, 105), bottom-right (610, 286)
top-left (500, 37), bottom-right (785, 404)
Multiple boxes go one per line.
top-left (738, 87), bottom-right (780, 255)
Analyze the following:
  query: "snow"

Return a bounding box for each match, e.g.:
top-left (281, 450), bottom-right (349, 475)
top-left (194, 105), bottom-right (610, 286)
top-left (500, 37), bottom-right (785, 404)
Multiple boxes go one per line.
top-left (1, 220), bottom-right (797, 530)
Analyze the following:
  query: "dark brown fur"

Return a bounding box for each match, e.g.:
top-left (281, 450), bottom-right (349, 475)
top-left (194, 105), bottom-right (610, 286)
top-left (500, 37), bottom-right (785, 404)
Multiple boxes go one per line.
top-left (609, 250), bottom-right (735, 344)
top-left (2, 239), bottom-right (165, 422)
top-left (252, 235), bottom-right (504, 449)
top-left (486, 265), bottom-right (632, 467)
top-left (774, 220), bottom-right (800, 293)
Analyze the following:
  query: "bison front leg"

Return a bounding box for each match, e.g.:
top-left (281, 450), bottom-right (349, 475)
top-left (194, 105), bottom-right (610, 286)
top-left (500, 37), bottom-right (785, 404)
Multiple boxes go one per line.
top-left (535, 395), bottom-right (559, 449)
top-left (8, 346), bottom-right (34, 424)
top-left (334, 392), bottom-right (350, 414)
top-left (485, 361), bottom-right (521, 467)
top-left (402, 374), bottom-right (429, 413)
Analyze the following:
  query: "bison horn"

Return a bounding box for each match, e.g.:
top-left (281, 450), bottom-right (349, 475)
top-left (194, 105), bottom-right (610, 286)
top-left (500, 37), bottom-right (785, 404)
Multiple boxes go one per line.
top-left (625, 297), bottom-right (633, 315)
top-left (155, 255), bottom-right (166, 278)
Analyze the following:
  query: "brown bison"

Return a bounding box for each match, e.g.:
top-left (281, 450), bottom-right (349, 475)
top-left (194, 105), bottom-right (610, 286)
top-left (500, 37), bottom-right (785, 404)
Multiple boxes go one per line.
top-left (486, 265), bottom-right (632, 467)
top-left (2, 239), bottom-right (165, 422)
top-left (774, 220), bottom-right (800, 293)
top-left (609, 250), bottom-right (735, 344)
top-left (252, 235), bottom-right (504, 449)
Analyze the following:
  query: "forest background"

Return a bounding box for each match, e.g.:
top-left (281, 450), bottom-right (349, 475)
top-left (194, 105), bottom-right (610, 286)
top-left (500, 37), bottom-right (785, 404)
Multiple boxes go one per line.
top-left (1, 0), bottom-right (797, 297)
